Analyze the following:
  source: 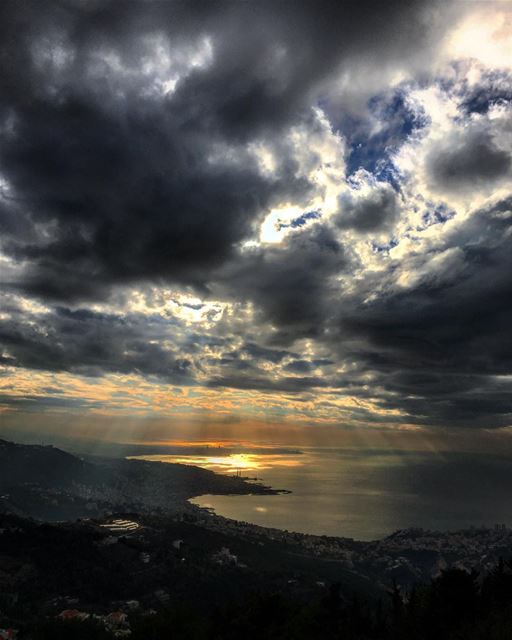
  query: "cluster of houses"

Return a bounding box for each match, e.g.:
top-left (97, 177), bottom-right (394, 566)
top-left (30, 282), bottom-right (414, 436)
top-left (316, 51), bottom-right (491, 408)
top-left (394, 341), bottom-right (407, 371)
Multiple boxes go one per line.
top-left (57, 609), bottom-right (131, 637)
top-left (212, 546), bottom-right (243, 567)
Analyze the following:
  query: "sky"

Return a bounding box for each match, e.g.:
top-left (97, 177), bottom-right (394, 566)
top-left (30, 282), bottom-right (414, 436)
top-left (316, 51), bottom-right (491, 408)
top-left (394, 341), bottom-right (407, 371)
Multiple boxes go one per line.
top-left (0, 0), bottom-right (512, 449)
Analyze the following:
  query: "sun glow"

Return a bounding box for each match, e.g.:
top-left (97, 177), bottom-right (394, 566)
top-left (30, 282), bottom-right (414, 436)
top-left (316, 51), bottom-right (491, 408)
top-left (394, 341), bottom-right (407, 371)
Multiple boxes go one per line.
top-left (129, 451), bottom-right (303, 474)
top-left (448, 9), bottom-right (512, 69)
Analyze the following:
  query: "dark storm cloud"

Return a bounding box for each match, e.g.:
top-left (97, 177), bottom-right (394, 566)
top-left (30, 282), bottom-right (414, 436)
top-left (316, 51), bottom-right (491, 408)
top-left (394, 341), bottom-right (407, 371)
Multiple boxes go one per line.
top-left (241, 343), bottom-right (294, 364)
top-left (0, 393), bottom-right (104, 411)
top-left (0, 0), bottom-right (451, 301)
top-left (0, 305), bottom-right (193, 382)
top-left (2, 0), bottom-right (511, 431)
top-left (283, 360), bottom-right (315, 374)
top-left (337, 196), bottom-right (512, 427)
top-left (208, 374), bottom-right (328, 394)
top-left (426, 128), bottom-right (511, 191)
top-left (334, 182), bottom-right (401, 232)
top-left (207, 195), bottom-right (512, 426)
top-left (459, 69), bottom-right (512, 115)
top-left (0, 93), bottom-right (299, 301)
top-left (218, 223), bottom-right (348, 341)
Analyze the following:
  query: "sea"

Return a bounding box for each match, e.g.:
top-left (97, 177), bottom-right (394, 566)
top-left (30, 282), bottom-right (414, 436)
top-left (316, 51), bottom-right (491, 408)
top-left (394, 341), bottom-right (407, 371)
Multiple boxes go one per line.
top-left (131, 446), bottom-right (512, 541)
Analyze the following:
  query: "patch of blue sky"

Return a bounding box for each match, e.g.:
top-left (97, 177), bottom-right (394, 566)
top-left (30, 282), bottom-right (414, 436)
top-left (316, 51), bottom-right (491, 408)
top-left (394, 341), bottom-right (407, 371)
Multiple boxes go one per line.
top-left (438, 65), bottom-right (512, 116)
top-left (419, 204), bottom-right (455, 231)
top-left (343, 88), bottom-right (429, 181)
top-left (459, 70), bottom-right (512, 114)
top-left (371, 238), bottom-right (398, 254)
top-left (372, 158), bottom-right (402, 192)
top-left (277, 210), bottom-right (321, 231)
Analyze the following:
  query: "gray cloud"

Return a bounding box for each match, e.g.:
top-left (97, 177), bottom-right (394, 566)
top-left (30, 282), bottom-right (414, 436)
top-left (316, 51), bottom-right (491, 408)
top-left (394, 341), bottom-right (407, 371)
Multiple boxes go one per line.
top-left (427, 128), bottom-right (511, 192)
top-left (217, 223), bottom-right (348, 342)
top-left (336, 197), bottom-right (512, 427)
top-left (199, 196), bottom-right (512, 427)
top-left (334, 183), bottom-right (401, 232)
top-left (0, 0), bottom-right (454, 301)
top-left (0, 305), bottom-right (194, 382)
top-left (0, 0), bottom-right (511, 431)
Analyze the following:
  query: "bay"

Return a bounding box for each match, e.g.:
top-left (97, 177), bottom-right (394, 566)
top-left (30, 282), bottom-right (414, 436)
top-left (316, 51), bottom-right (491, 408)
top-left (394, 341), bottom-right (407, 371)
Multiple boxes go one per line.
top-left (132, 446), bottom-right (512, 541)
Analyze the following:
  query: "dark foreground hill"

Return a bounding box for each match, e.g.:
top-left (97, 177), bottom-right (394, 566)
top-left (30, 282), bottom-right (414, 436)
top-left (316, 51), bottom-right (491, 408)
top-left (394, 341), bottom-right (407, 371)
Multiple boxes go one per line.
top-left (1, 511), bottom-right (512, 640)
top-left (0, 439), bottom-right (278, 521)
top-left (0, 439), bottom-right (92, 488)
